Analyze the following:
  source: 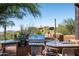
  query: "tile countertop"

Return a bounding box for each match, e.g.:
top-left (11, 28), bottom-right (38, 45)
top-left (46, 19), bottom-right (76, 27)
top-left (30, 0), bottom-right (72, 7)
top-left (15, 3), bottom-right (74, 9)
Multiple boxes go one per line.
top-left (46, 40), bottom-right (79, 48)
top-left (0, 40), bottom-right (19, 44)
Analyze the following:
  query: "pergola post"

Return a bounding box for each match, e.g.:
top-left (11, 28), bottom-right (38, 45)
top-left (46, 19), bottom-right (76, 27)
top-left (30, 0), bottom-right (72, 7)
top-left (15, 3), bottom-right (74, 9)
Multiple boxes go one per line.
top-left (75, 4), bottom-right (79, 40)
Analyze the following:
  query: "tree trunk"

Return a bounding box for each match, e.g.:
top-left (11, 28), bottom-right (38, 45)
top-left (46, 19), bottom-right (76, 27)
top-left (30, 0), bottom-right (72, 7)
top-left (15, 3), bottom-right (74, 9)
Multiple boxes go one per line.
top-left (3, 25), bottom-right (6, 53)
top-left (4, 25), bottom-right (6, 40)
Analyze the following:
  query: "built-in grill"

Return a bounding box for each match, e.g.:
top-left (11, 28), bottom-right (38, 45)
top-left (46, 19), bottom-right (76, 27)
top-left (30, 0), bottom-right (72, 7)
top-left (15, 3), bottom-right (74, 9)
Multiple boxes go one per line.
top-left (28, 34), bottom-right (45, 46)
top-left (28, 34), bottom-right (45, 56)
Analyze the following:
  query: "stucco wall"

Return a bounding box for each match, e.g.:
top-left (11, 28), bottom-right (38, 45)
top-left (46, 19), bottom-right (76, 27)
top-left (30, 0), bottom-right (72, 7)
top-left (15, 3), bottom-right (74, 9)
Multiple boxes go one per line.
top-left (64, 35), bottom-right (75, 41)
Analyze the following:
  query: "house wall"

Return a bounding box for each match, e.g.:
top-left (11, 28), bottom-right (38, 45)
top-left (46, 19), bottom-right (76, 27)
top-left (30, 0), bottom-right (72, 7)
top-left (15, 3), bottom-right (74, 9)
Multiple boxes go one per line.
top-left (64, 35), bottom-right (75, 41)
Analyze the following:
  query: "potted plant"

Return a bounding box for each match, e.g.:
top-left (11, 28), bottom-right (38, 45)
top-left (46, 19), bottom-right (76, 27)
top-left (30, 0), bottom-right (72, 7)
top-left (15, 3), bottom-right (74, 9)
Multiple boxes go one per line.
top-left (17, 33), bottom-right (27, 47)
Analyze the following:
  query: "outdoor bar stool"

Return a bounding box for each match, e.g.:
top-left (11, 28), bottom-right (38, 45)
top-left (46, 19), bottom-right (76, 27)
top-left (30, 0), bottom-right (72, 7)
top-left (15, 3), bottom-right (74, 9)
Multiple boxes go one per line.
top-left (0, 48), bottom-right (8, 56)
top-left (0, 48), bottom-right (3, 56)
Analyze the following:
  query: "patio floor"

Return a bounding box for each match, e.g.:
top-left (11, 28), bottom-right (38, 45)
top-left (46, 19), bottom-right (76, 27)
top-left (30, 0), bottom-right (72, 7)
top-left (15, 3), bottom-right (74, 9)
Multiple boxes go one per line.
top-left (5, 45), bottom-right (16, 56)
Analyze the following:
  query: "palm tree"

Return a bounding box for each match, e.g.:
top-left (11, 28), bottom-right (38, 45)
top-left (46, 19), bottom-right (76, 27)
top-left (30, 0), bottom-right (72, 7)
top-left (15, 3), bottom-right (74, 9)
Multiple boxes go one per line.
top-left (0, 3), bottom-right (41, 39)
top-left (0, 19), bottom-right (15, 54)
top-left (64, 18), bottom-right (75, 34)
top-left (0, 3), bottom-right (41, 20)
top-left (0, 19), bottom-right (15, 40)
top-left (57, 24), bottom-right (68, 34)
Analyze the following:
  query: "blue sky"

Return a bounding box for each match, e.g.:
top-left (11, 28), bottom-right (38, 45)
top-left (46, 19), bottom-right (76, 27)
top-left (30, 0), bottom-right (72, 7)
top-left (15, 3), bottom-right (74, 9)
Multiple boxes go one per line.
top-left (0, 3), bottom-right (75, 32)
